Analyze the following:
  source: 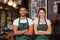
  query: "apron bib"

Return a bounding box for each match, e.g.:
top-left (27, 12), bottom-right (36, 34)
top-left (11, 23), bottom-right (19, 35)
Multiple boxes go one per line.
top-left (15, 18), bottom-right (32, 40)
top-left (35, 19), bottom-right (49, 40)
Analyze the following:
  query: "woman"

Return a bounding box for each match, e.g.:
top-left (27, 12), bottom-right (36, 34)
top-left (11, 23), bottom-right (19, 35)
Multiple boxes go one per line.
top-left (34, 8), bottom-right (52, 40)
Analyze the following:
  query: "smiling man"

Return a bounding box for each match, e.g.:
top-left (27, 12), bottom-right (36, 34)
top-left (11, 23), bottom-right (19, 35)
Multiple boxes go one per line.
top-left (13, 6), bottom-right (33, 40)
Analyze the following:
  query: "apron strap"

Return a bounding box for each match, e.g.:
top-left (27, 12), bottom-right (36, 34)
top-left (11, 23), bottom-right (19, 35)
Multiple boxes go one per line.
top-left (38, 18), bottom-right (47, 25)
top-left (26, 18), bottom-right (29, 28)
top-left (18, 17), bottom-right (29, 28)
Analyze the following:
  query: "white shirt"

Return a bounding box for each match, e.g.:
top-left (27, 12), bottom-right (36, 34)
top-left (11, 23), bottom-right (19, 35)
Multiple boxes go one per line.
top-left (34, 18), bottom-right (51, 26)
top-left (13, 18), bottom-right (33, 27)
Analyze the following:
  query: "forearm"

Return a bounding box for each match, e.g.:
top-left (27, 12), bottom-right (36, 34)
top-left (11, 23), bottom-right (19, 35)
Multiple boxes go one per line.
top-left (24, 30), bottom-right (33, 35)
top-left (14, 30), bottom-right (28, 35)
top-left (35, 31), bottom-right (44, 35)
top-left (38, 30), bottom-right (51, 35)
top-left (35, 30), bottom-right (51, 35)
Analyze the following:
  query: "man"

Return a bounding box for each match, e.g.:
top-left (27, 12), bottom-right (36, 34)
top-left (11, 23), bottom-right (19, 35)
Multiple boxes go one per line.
top-left (13, 6), bottom-right (33, 40)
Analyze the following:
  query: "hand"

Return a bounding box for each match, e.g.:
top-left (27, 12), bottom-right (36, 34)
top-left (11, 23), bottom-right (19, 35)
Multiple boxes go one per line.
top-left (38, 30), bottom-right (45, 35)
top-left (24, 29), bottom-right (28, 32)
top-left (35, 30), bottom-right (44, 35)
top-left (24, 31), bottom-right (32, 35)
top-left (38, 32), bottom-right (44, 35)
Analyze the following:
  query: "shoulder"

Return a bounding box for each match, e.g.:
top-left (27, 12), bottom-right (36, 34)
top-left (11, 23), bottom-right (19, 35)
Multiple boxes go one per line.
top-left (46, 19), bottom-right (51, 22)
top-left (13, 18), bottom-right (19, 22)
top-left (27, 18), bottom-right (33, 21)
top-left (34, 17), bottom-right (38, 24)
top-left (27, 18), bottom-right (33, 25)
top-left (13, 18), bottom-right (19, 24)
top-left (46, 19), bottom-right (51, 25)
top-left (13, 18), bottom-right (19, 26)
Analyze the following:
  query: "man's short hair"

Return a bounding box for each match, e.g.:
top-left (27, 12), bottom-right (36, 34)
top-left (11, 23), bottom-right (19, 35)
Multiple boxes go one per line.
top-left (19, 6), bottom-right (27, 10)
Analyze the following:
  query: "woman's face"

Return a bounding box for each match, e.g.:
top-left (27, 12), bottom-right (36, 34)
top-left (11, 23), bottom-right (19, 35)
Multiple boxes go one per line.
top-left (39, 10), bottom-right (45, 17)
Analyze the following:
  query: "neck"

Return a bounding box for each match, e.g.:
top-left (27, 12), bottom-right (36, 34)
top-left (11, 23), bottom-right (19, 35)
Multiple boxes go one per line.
top-left (39, 16), bottom-right (45, 20)
top-left (20, 16), bottom-right (26, 20)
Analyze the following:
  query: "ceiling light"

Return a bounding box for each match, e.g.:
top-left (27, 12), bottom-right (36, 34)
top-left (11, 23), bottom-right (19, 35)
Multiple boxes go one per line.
top-left (8, 0), bottom-right (13, 6)
top-left (12, 1), bottom-right (17, 8)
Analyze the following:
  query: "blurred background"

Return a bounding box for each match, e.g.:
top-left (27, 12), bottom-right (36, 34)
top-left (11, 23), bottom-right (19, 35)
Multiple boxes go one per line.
top-left (0, 0), bottom-right (60, 40)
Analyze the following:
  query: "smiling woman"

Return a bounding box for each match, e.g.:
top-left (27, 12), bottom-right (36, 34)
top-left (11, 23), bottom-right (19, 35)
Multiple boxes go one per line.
top-left (34, 8), bottom-right (52, 40)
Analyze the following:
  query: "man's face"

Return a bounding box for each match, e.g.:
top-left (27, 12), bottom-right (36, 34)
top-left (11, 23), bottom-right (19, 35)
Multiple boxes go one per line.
top-left (19, 8), bottom-right (27, 17)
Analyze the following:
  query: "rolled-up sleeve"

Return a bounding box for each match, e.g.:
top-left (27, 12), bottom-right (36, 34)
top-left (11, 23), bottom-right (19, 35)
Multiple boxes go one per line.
top-left (13, 19), bottom-right (18, 26)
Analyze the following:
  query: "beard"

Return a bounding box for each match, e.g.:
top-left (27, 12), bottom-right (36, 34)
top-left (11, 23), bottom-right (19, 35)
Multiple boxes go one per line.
top-left (21, 14), bottom-right (26, 17)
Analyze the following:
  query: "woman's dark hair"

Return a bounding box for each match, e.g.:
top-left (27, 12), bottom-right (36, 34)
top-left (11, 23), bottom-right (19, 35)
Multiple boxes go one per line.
top-left (38, 8), bottom-right (46, 13)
